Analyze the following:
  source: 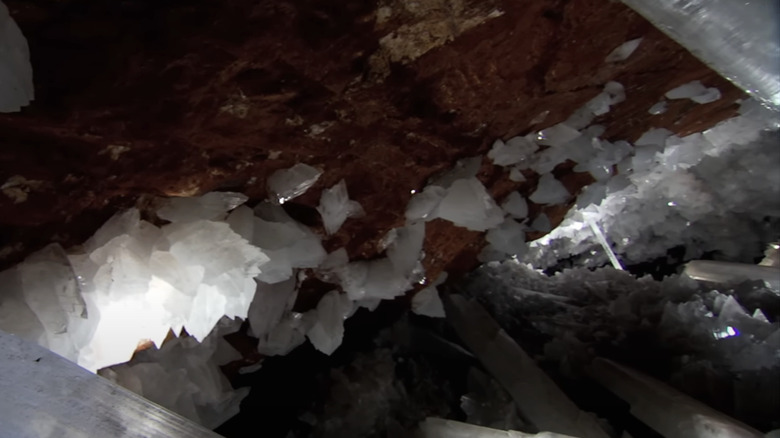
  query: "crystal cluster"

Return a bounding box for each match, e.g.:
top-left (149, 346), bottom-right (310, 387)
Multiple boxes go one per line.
top-left (103, 317), bottom-right (248, 429)
top-left (526, 99), bottom-right (780, 270)
top-left (1, 193), bottom-right (270, 372)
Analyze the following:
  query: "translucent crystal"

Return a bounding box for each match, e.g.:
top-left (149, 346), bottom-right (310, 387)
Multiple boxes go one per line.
top-left (247, 277), bottom-right (297, 338)
top-left (530, 174), bottom-right (569, 205)
top-left (635, 127), bottom-right (673, 146)
top-left (157, 192), bottom-right (248, 223)
top-left (666, 80), bottom-right (709, 99)
top-left (488, 137), bottom-right (537, 167)
top-left (428, 156), bottom-right (482, 189)
top-left (317, 179), bottom-right (365, 235)
top-left (0, 1), bottom-right (34, 113)
top-left (485, 219), bottom-right (527, 257)
top-left (691, 87), bottom-right (721, 104)
top-left (537, 123), bottom-right (581, 147)
top-left (267, 163), bottom-right (322, 204)
top-left (435, 178), bottom-right (504, 231)
top-left (412, 273), bottom-right (447, 318)
top-left (648, 101), bottom-right (668, 115)
top-left (605, 38), bottom-right (642, 62)
top-left (502, 192), bottom-right (529, 219)
top-left (531, 213), bottom-right (552, 232)
top-left (386, 221), bottom-right (426, 275)
top-left (508, 167), bottom-right (526, 182)
top-left (306, 291), bottom-right (353, 355)
top-left (225, 205), bottom-right (254, 241)
top-left (406, 185), bottom-right (447, 221)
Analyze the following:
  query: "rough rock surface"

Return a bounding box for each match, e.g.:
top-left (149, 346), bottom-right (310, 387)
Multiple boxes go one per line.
top-left (0, 0), bottom-right (743, 293)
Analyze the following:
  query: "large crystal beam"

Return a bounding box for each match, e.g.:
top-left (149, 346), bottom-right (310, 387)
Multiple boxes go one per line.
top-left (621, 0), bottom-right (780, 109)
top-left (418, 417), bottom-right (581, 438)
top-left (590, 358), bottom-right (764, 438)
top-left (683, 260), bottom-right (780, 292)
top-left (443, 294), bottom-right (610, 438)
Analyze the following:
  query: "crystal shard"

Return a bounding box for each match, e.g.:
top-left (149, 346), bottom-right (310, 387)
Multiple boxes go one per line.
top-left (488, 137), bottom-right (537, 167)
top-left (307, 291), bottom-right (353, 355)
top-left (436, 178), bottom-right (504, 231)
top-left (428, 156), bottom-right (482, 189)
top-left (247, 277), bottom-right (297, 338)
top-left (412, 273), bottom-right (447, 318)
top-left (537, 123), bottom-right (581, 147)
top-left (0, 1), bottom-right (34, 113)
top-left (530, 174), bottom-right (570, 205)
top-left (605, 38), bottom-right (642, 63)
top-left (267, 163), bottom-right (322, 204)
top-left (502, 192), bottom-right (529, 219)
top-left (317, 179), bottom-right (364, 235)
top-left (157, 192), bottom-right (248, 223)
top-left (406, 185), bottom-right (447, 221)
top-left (485, 219), bottom-right (527, 257)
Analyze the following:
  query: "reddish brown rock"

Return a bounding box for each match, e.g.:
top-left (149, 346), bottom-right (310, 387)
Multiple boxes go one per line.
top-left (0, 0), bottom-right (743, 292)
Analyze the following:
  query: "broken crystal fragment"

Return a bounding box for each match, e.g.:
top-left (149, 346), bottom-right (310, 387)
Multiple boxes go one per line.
top-left (531, 213), bottom-right (552, 232)
top-left (406, 185), bottom-right (447, 221)
top-left (226, 205), bottom-right (254, 241)
top-left (605, 38), bottom-right (642, 62)
top-left (485, 219), bottom-right (527, 257)
top-left (267, 163), bottom-right (322, 204)
top-left (665, 80), bottom-right (708, 100)
top-left (508, 167), bottom-right (526, 182)
top-left (0, 1), bottom-right (34, 113)
top-left (428, 156), bottom-right (482, 189)
top-left (604, 81), bottom-right (626, 105)
top-left (247, 277), bottom-right (297, 338)
top-left (488, 137), bottom-right (537, 166)
top-left (157, 191), bottom-right (248, 223)
top-left (691, 87), bottom-right (722, 104)
top-left (530, 174), bottom-right (570, 205)
top-left (436, 178), bottom-right (504, 231)
top-left (648, 100), bottom-right (668, 115)
top-left (537, 123), bottom-right (581, 147)
top-left (412, 273), bottom-right (447, 318)
top-left (530, 147), bottom-right (569, 174)
top-left (576, 183), bottom-right (607, 208)
top-left (306, 290), bottom-right (353, 355)
top-left (502, 192), bottom-right (528, 219)
top-left (257, 311), bottom-right (313, 356)
top-left (635, 127), bottom-right (673, 146)
top-left (317, 179), bottom-right (364, 234)
top-left (0, 267), bottom-right (47, 345)
top-left (386, 221), bottom-right (426, 275)
top-left (251, 204), bottom-right (326, 279)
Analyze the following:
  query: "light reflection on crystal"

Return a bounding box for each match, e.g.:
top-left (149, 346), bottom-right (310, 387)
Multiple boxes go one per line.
top-left (712, 326), bottom-right (739, 339)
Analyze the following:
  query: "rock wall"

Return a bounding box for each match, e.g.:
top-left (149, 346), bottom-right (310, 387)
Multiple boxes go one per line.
top-left (0, 0), bottom-right (743, 285)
